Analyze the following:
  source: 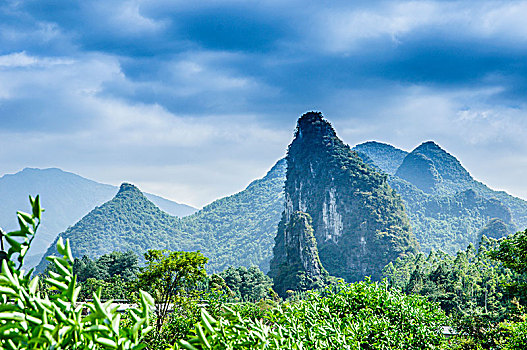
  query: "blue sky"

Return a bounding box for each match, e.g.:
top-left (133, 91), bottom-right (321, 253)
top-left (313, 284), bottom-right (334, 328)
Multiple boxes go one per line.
top-left (1, 0), bottom-right (527, 207)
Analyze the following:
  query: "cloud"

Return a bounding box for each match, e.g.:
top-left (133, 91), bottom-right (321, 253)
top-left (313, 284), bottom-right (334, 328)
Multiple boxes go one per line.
top-left (1, 0), bottom-right (527, 205)
top-left (0, 51), bottom-right (74, 68)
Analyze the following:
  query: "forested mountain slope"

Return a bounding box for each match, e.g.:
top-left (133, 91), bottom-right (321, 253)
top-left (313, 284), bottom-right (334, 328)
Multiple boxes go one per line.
top-left (270, 112), bottom-right (417, 292)
top-left (31, 123), bottom-right (527, 274)
top-left (36, 160), bottom-right (286, 273)
top-left (353, 141), bottom-right (408, 175)
top-left (0, 168), bottom-right (197, 268)
top-left (355, 141), bottom-right (527, 253)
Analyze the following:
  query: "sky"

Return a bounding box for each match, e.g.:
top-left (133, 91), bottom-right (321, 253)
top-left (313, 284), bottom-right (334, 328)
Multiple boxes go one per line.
top-left (1, 0), bottom-right (527, 208)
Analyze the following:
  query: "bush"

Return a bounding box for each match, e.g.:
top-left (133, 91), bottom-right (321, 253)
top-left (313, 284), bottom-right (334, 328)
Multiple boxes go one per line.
top-left (179, 280), bottom-right (448, 349)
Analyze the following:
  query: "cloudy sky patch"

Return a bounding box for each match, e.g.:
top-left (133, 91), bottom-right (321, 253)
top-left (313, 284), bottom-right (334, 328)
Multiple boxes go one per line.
top-left (1, 0), bottom-right (526, 207)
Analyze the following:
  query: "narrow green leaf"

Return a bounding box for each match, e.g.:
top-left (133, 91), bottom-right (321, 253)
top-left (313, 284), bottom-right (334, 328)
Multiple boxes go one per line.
top-left (29, 276), bottom-right (39, 295)
top-left (178, 340), bottom-right (199, 350)
top-left (95, 337), bottom-right (118, 349)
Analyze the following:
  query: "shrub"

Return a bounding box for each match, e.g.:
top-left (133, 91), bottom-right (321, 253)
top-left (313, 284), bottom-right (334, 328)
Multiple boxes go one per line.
top-left (0, 196), bottom-right (154, 349)
top-left (178, 280), bottom-right (448, 349)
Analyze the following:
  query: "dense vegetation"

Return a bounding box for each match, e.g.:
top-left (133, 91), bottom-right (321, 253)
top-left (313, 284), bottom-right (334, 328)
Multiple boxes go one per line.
top-left (180, 281), bottom-right (448, 349)
top-left (355, 140), bottom-right (527, 254)
top-left (0, 196), bottom-right (154, 349)
top-left (353, 141), bottom-right (408, 175)
top-left (218, 265), bottom-right (273, 301)
top-left (271, 112), bottom-right (417, 290)
top-left (383, 233), bottom-right (527, 349)
top-left (33, 131), bottom-right (527, 283)
top-left (5, 194), bottom-right (527, 349)
top-left (37, 161), bottom-right (285, 274)
top-left (0, 168), bottom-right (196, 269)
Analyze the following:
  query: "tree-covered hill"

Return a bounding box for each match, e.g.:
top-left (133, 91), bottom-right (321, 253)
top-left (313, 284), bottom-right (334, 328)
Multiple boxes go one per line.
top-left (270, 112), bottom-right (417, 293)
top-left (36, 160), bottom-right (286, 274)
top-left (353, 141), bottom-right (408, 175)
top-left (180, 159), bottom-right (286, 272)
top-left (0, 167), bottom-right (197, 268)
top-left (355, 141), bottom-right (527, 253)
top-left (31, 132), bottom-right (527, 274)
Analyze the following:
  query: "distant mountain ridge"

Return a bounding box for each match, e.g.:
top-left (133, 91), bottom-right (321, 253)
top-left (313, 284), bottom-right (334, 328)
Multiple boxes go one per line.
top-left (353, 141), bottom-right (527, 253)
top-left (0, 167), bottom-right (197, 268)
top-left (36, 159), bottom-right (286, 273)
top-left (22, 127), bottom-right (527, 274)
top-left (353, 141), bottom-right (408, 175)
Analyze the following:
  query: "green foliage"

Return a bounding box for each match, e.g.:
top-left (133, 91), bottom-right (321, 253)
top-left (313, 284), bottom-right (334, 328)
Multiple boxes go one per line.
top-left (219, 265), bottom-right (273, 301)
top-left (390, 178), bottom-right (516, 255)
top-left (384, 239), bottom-right (517, 322)
top-left (353, 141), bottom-right (408, 175)
top-left (356, 140), bottom-right (527, 255)
top-left (490, 229), bottom-right (527, 275)
top-left (78, 275), bottom-right (131, 301)
top-left (137, 249), bottom-right (208, 332)
top-left (38, 160), bottom-right (285, 274)
top-left (0, 196), bottom-right (154, 349)
top-left (179, 281), bottom-right (448, 349)
top-left (74, 251), bottom-right (139, 283)
top-left (488, 228), bottom-right (527, 306)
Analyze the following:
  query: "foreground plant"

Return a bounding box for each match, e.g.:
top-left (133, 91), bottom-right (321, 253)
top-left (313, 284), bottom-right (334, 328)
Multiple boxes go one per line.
top-left (0, 196), bottom-right (154, 349)
top-left (178, 281), bottom-right (449, 350)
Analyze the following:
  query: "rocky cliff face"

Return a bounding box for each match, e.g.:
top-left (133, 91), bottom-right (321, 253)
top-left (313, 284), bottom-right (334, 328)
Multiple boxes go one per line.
top-left (270, 211), bottom-right (327, 296)
top-left (270, 112), bottom-right (418, 292)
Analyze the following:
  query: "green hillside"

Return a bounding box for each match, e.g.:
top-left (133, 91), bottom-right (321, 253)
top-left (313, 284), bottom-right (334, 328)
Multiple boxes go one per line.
top-left (355, 141), bottom-right (527, 253)
top-left (36, 160), bottom-right (286, 273)
top-left (353, 141), bottom-right (408, 174)
top-left (0, 168), bottom-right (197, 268)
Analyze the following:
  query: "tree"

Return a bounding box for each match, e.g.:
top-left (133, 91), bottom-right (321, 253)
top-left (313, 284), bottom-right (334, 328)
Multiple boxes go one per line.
top-left (490, 229), bottom-right (527, 275)
top-left (489, 229), bottom-right (527, 303)
top-left (219, 265), bottom-right (273, 301)
top-left (137, 249), bottom-right (208, 332)
top-left (73, 251), bottom-right (139, 284)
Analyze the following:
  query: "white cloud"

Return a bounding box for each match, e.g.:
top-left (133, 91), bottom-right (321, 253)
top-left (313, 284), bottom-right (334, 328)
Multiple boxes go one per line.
top-left (318, 2), bottom-right (439, 52)
top-left (0, 51), bottom-right (74, 68)
top-left (313, 1), bottom-right (527, 54)
top-left (0, 51), bottom-right (289, 207)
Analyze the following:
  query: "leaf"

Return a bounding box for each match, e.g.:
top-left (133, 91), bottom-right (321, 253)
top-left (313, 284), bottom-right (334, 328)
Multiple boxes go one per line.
top-left (95, 337), bottom-right (118, 349)
top-left (0, 286), bottom-right (18, 297)
top-left (0, 312), bottom-right (25, 321)
top-left (139, 290), bottom-right (155, 308)
top-left (28, 276), bottom-right (39, 295)
top-left (5, 235), bottom-right (22, 252)
top-left (178, 340), bottom-right (200, 350)
top-left (196, 323), bottom-right (211, 349)
top-left (56, 237), bottom-right (66, 255)
top-left (65, 239), bottom-right (74, 262)
top-left (44, 277), bottom-right (68, 291)
top-left (17, 211), bottom-right (34, 227)
top-left (32, 195), bottom-right (42, 221)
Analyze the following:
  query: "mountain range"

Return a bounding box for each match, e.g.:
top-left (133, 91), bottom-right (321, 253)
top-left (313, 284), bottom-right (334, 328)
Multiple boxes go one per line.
top-left (4, 114), bottom-right (527, 278)
top-left (354, 141), bottom-right (527, 253)
top-left (35, 160), bottom-right (286, 273)
top-left (0, 168), bottom-right (197, 268)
